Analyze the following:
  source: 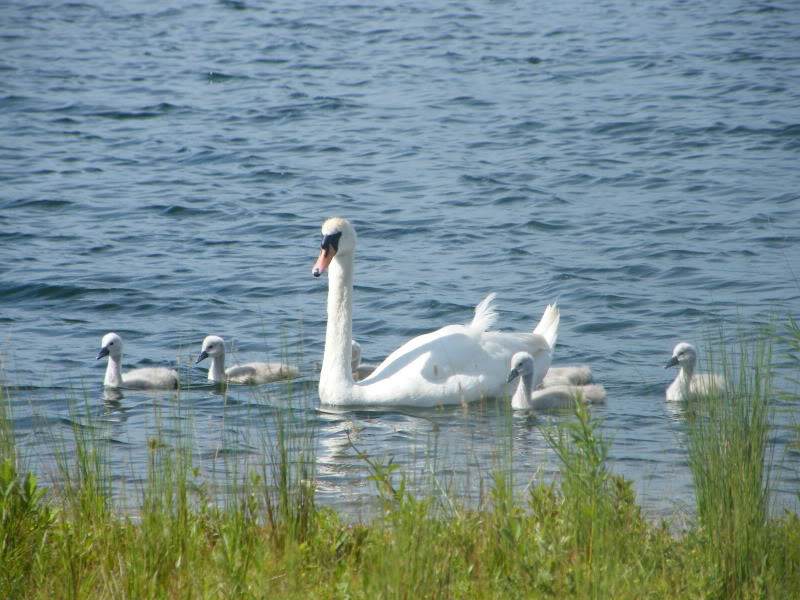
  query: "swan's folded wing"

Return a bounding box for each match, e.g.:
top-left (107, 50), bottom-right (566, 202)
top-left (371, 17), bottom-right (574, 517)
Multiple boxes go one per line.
top-left (533, 304), bottom-right (559, 349)
top-left (470, 292), bottom-right (498, 332)
top-left (482, 331), bottom-right (552, 355)
top-left (366, 324), bottom-right (473, 378)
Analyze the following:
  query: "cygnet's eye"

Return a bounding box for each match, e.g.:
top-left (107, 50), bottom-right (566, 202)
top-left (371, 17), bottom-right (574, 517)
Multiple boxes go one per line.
top-left (109, 342), bottom-right (115, 346)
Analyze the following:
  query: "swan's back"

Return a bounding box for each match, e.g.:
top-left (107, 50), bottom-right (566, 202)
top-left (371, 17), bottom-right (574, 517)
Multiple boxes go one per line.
top-left (691, 373), bottom-right (725, 397)
top-left (667, 372), bottom-right (725, 401)
top-left (543, 365), bottom-right (593, 387)
top-left (226, 362), bottom-right (299, 385)
top-left (527, 383), bottom-right (607, 410)
top-left (123, 367), bottom-right (179, 390)
top-left (356, 318), bottom-right (554, 406)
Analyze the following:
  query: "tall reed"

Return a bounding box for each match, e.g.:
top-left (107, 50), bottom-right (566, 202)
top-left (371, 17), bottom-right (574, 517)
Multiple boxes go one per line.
top-left (542, 394), bottom-right (653, 596)
top-left (0, 385), bottom-right (55, 598)
top-left (258, 375), bottom-right (318, 546)
top-left (683, 333), bottom-right (774, 597)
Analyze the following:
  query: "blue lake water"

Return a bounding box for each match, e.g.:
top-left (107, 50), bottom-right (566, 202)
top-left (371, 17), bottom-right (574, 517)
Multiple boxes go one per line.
top-left (1, 0), bottom-right (799, 519)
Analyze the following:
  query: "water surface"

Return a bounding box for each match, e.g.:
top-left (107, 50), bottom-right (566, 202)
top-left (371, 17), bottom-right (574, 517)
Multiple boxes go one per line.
top-left (2, 0), bottom-right (799, 518)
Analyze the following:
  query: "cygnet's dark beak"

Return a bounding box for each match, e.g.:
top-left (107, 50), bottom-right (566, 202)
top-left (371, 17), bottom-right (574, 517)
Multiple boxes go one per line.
top-left (507, 368), bottom-right (520, 383)
top-left (96, 347), bottom-right (110, 360)
top-left (665, 356), bottom-right (679, 369)
top-left (195, 350), bottom-right (209, 364)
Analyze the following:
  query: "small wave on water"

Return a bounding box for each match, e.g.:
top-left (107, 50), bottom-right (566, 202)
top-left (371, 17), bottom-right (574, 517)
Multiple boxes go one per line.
top-left (0, 281), bottom-right (99, 303)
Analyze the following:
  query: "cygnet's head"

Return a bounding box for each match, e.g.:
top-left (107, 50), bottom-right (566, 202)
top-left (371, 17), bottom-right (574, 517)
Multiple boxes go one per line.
top-left (312, 217), bottom-right (357, 277)
top-left (665, 342), bottom-right (697, 370)
top-left (97, 332), bottom-right (123, 360)
top-left (196, 335), bottom-right (226, 364)
top-left (351, 339), bottom-right (362, 372)
top-left (507, 351), bottom-right (535, 383)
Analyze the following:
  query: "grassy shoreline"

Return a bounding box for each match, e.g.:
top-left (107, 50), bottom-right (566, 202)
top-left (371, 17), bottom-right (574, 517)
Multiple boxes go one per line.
top-left (2, 330), bottom-right (800, 599)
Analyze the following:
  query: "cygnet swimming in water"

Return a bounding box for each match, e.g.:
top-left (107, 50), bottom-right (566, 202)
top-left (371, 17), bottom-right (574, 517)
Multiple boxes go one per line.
top-left (507, 351), bottom-right (606, 410)
top-left (195, 335), bottom-right (299, 384)
top-left (665, 342), bottom-right (724, 401)
top-left (350, 340), bottom-right (377, 382)
top-left (543, 364), bottom-right (594, 387)
top-left (96, 332), bottom-right (179, 389)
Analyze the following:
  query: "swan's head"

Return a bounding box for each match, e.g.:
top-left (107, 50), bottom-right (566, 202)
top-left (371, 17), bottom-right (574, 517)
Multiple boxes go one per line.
top-left (97, 332), bottom-right (123, 360)
top-left (665, 342), bottom-right (697, 370)
top-left (196, 335), bottom-right (226, 364)
top-left (351, 339), bottom-right (362, 371)
top-left (312, 217), bottom-right (356, 277)
top-left (507, 351), bottom-right (535, 383)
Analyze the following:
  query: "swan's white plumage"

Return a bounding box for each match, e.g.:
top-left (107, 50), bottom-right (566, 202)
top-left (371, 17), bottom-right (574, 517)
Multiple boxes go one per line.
top-left (312, 217), bottom-right (559, 407)
top-left (543, 365), bottom-right (593, 387)
top-left (96, 332), bottom-right (178, 390)
top-left (507, 351), bottom-right (606, 410)
top-left (195, 335), bottom-right (298, 385)
top-left (665, 342), bottom-right (724, 401)
top-left (471, 292), bottom-right (499, 333)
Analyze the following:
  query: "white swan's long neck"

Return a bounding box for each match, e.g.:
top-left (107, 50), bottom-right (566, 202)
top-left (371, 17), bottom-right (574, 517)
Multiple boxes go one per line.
top-left (104, 355), bottom-right (123, 387)
top-left (678, 358), bottom-right (696, 387)
top-left (669, 363), bottom-right (693, 399)
top-left (208, 353), bottom-right (226, 382)
top-left (320, 253), bottom-right (356, 401)
top-left (682, 359), bottom-right (695, 379)
top-left (512, 371), bottom-right (534, 409)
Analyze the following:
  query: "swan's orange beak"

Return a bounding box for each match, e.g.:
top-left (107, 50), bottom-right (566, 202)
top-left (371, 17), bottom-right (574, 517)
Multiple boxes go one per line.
top-left (312, 246), bottom-right (336, 277)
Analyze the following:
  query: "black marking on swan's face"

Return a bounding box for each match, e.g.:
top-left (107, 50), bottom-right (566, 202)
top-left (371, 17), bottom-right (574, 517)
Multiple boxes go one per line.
top-left (313, 230), bottom-right (343, 278)
top-left (320, 231), bottom-right (342, 257)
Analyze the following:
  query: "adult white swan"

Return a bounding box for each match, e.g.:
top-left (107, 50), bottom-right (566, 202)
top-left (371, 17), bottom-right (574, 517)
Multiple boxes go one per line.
top-left (96, 332), bottom-right (179, 389)
top-left (195, 335), bottom-right (298, 384)
top-left (507, 351), bottom-right (606, 410)
top-left (665, 342), bottom-right (724, 401)
top-left (311, 217), bottom-right (560, 407)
